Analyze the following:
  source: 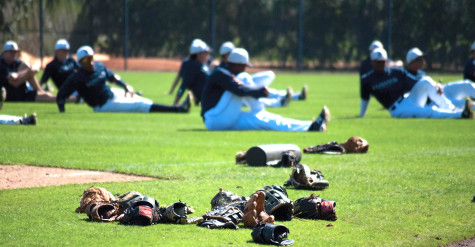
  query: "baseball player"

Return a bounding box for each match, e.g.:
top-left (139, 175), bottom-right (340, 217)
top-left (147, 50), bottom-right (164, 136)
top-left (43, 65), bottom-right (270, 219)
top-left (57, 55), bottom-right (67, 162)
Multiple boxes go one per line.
top-left (360, 40), bottom-right (403, 77)
top-left (360, 48), bottom-right (473, 119)
top-left (200, 48), bottom-right (330, 131)
top-left (56, 46), bottom-right (190, 113)
top-left (463, 41), bottom-right (475, 82)
top-left (169, 39), bottom-right (211, 106)
top-left (0, 41), bottom-right (56, 102)
top-left (360, 40), bottom-right (384, 77)
top-left (0, 113), bottom-right (36, 125)
top-left (406, 47), bottom-right (475, 110)
top-left (40, 39), bottom-right (80, 91)
top-left (218, 41), bottom-right (307, 107)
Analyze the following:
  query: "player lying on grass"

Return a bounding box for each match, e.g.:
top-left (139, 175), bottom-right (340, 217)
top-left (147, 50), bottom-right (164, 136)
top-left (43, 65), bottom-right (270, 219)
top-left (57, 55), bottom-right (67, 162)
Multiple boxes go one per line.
top-left (200, 48), bottom-right (329, 131)
top-left (405, 47), bottom-right (475, 110)
top-left (0, 112), bottom-right (36, 125)
top-left (56, 46), bottom-right (190, 113)
top-left (360, 48), bottom-right (473, 119)
top-left (217, 41), bottom-right (307, 108)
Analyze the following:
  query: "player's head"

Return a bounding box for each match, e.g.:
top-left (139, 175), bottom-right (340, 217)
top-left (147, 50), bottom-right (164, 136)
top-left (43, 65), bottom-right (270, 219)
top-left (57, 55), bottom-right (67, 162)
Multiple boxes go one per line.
top-left (369, 40), bottom-right (383, 52)
top-left (219, 41), bottom-right (235, 61)
top-left (76, 46), bottom-right (94, 71)
top-left (370, 48), bottom-right (387, 73)
top-left (227, 48), bottom-right (253, 74)
top-left (406, 47), bottom-right (425, 72)
top-left (2, 40), bottom-right (19, 64)
top-left (55, 39), bottom-right (70, 61)
top-left (189, 39), bottom-right (211, 64)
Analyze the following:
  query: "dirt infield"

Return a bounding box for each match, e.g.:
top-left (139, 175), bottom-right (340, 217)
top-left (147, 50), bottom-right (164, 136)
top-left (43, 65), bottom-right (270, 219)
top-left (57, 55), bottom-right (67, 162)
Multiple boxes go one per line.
top-left (0, 165), bottom-right (156, 190)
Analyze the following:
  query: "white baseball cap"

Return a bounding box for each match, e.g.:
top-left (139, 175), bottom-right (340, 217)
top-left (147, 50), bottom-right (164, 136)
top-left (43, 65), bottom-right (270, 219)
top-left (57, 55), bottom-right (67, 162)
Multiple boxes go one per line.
top-left (370, 48), bottom-right (387, 61)
top-left (76, 46), bottom-right (94, 61)
top-left (219, 41), bottom-right (235, 55)
top-left (228, 48), bottom-right (253, 67)
top-left (471, 41), bottom-right (475, 51)
top-left (3, 41), bottom-right (19, 52)
top-left (406, 47), bottom-right (424, 64)
top-left (189, 39), bottom-right (211, 54)
top-left (369, 40), bottom-right (383, 51)
top-left (55, 39), bottom-right (70, 50)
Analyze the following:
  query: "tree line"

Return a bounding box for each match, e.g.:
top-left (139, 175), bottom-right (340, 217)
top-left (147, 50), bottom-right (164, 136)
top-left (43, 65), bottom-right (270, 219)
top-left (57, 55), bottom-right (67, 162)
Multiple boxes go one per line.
top-left (1, 0), bottom-right (474, 71)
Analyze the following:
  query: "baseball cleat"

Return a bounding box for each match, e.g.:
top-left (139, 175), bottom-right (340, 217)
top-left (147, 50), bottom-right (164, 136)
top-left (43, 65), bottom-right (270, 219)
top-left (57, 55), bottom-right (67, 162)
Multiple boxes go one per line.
top-left (308, 106), bottom-right (330, 132)
top-left (298, 85), bottom-right (308, 100)
top-left (461, 98), bottom-right (474, 119)
top-left (281, 87), bottom-right (293, 107)
top-left (20, 113), bottom-right (37, 125)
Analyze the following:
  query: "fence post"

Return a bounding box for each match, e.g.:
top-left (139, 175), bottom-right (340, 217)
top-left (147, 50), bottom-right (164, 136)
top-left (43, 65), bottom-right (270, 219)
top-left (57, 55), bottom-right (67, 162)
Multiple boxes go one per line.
top-left (297, 0), bottom-right (303, 71)
top-left (39, 0), bottom-right (44, 69)
top-left (124, 0), bottom-right (129, 71)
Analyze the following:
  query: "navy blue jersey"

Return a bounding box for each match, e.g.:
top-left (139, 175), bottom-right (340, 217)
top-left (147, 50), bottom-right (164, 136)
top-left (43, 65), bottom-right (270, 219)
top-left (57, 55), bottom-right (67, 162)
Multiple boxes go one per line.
top-left (177, 58), bottom-right (209, 104)
top-left (359, 57), bottom-right (372, 77)
top-left (57, 62), bottom-right (115, 110)
top-left (0, 57), bottom-right (36, 101)
top-left (360, 67), bottom-right (417, 109)
top-left (41, 56), bottom-right (80, 89)
top-left (200, 67), bottom-right (267, 118)
top-left (463, 58), bottom-right (475, 82)
top-left (217, 61), bottom-right (227, 69)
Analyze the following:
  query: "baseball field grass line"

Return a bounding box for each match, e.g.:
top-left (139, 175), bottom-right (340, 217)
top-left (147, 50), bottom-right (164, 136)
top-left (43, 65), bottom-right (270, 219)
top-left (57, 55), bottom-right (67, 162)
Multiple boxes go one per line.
top-left (0, 72), bottom-right (473, 246)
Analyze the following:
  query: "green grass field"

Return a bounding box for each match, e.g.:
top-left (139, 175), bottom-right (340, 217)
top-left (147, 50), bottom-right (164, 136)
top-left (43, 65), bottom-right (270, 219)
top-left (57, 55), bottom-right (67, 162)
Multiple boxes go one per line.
top-left (0, 71), bottom-right (473, 246)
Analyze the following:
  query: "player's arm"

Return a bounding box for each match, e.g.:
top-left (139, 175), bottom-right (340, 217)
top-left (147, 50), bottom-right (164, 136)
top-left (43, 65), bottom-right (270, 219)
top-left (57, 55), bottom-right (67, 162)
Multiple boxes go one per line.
top-left (359, 99), bottom-right (370, 118)
top-left (40, 64), bottom-right (51, 85)
top-left (7, 62), bottom-right (39, 88)
top-left (111, 74), bottom-right (134, 97)
top-left (223, 75), bottom-right (268, 98)
top-left (168, 72), bottom-right (181, 95)
top-left (56, 75), bottom-right (77, 113)
top-left (359, 76), bottom-right (371, 118)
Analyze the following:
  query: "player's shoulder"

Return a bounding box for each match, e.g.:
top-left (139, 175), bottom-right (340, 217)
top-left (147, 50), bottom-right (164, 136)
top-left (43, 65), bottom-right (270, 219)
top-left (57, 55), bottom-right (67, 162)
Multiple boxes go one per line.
top-left (361, 70), bottom-right (374, 80)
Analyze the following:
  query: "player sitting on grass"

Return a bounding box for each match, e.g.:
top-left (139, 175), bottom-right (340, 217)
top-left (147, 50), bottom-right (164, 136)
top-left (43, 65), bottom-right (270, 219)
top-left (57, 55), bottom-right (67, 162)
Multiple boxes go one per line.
top-left (405, 47), bottom-right (475, 110)
top-left (200, 48), bottom-right (329, 131)
top-left (56, 46), bottom-right (190, 113)
top-left (0, 41), bottom-right (56, 103)
top-left (217, 41), bottom-right (307, 108)
top-left (360, 48), bottom-right (473, 119)
top-left (463, 41), bottom-right (475, 82)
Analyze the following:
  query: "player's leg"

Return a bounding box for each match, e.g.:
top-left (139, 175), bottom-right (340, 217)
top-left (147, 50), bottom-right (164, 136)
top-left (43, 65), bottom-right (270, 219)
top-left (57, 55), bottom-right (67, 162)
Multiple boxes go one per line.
top-left (443, 80), bottom-right (475, 109)
top-left (390, 98), bottom-right (462, 118)
top-left (230, 110), bottom-right (313, 131)
top-left (409, 76), bottom-right (455, 110)
top-left (204, 92), bottom-right (243, 130)
top-left (0, 113), bottom-right (36, 125)
top-left (251, 71), bottom-right (275, 87)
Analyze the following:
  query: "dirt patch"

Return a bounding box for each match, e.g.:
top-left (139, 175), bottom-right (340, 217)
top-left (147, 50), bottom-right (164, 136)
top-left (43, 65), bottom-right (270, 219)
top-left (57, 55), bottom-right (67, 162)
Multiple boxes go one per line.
top-left (0, 165), bottom-right (156, 190)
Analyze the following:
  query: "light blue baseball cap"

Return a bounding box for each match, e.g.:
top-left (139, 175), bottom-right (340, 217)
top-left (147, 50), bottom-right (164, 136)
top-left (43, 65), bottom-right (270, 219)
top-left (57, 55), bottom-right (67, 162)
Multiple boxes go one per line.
top-left (76, 46), bottom-right (94, 61)
top-left (3, 41), bottom-right (19, 52)
top-left (55, 39), bottom-right (70, 50)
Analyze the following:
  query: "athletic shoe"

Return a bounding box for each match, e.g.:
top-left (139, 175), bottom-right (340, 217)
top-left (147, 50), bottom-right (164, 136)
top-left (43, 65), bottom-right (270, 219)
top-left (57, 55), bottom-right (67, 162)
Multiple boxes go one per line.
top-left (281, 87), bottom-right (293, 107)
top-left (298, 85), bottom-right (308, 100)
top-left (0, 87), bottom-right (5, 110)
top-left (461, 98), bottom-right (474, 119)
top-left (180, 93), bottom-right (192, 113)
top-left (20, 113), bottom-right (37, 125)
top-left (308, 106), bottom-right (330, 132)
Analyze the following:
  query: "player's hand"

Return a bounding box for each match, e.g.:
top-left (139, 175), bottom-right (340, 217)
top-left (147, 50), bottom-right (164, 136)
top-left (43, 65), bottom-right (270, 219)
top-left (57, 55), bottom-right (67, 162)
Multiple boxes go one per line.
top-left (125, 85), bottom-right (135, 98)
top-left (8, 72), bottom-right (18, 80)
top-left (263, 87), bottom-right (269, 97)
